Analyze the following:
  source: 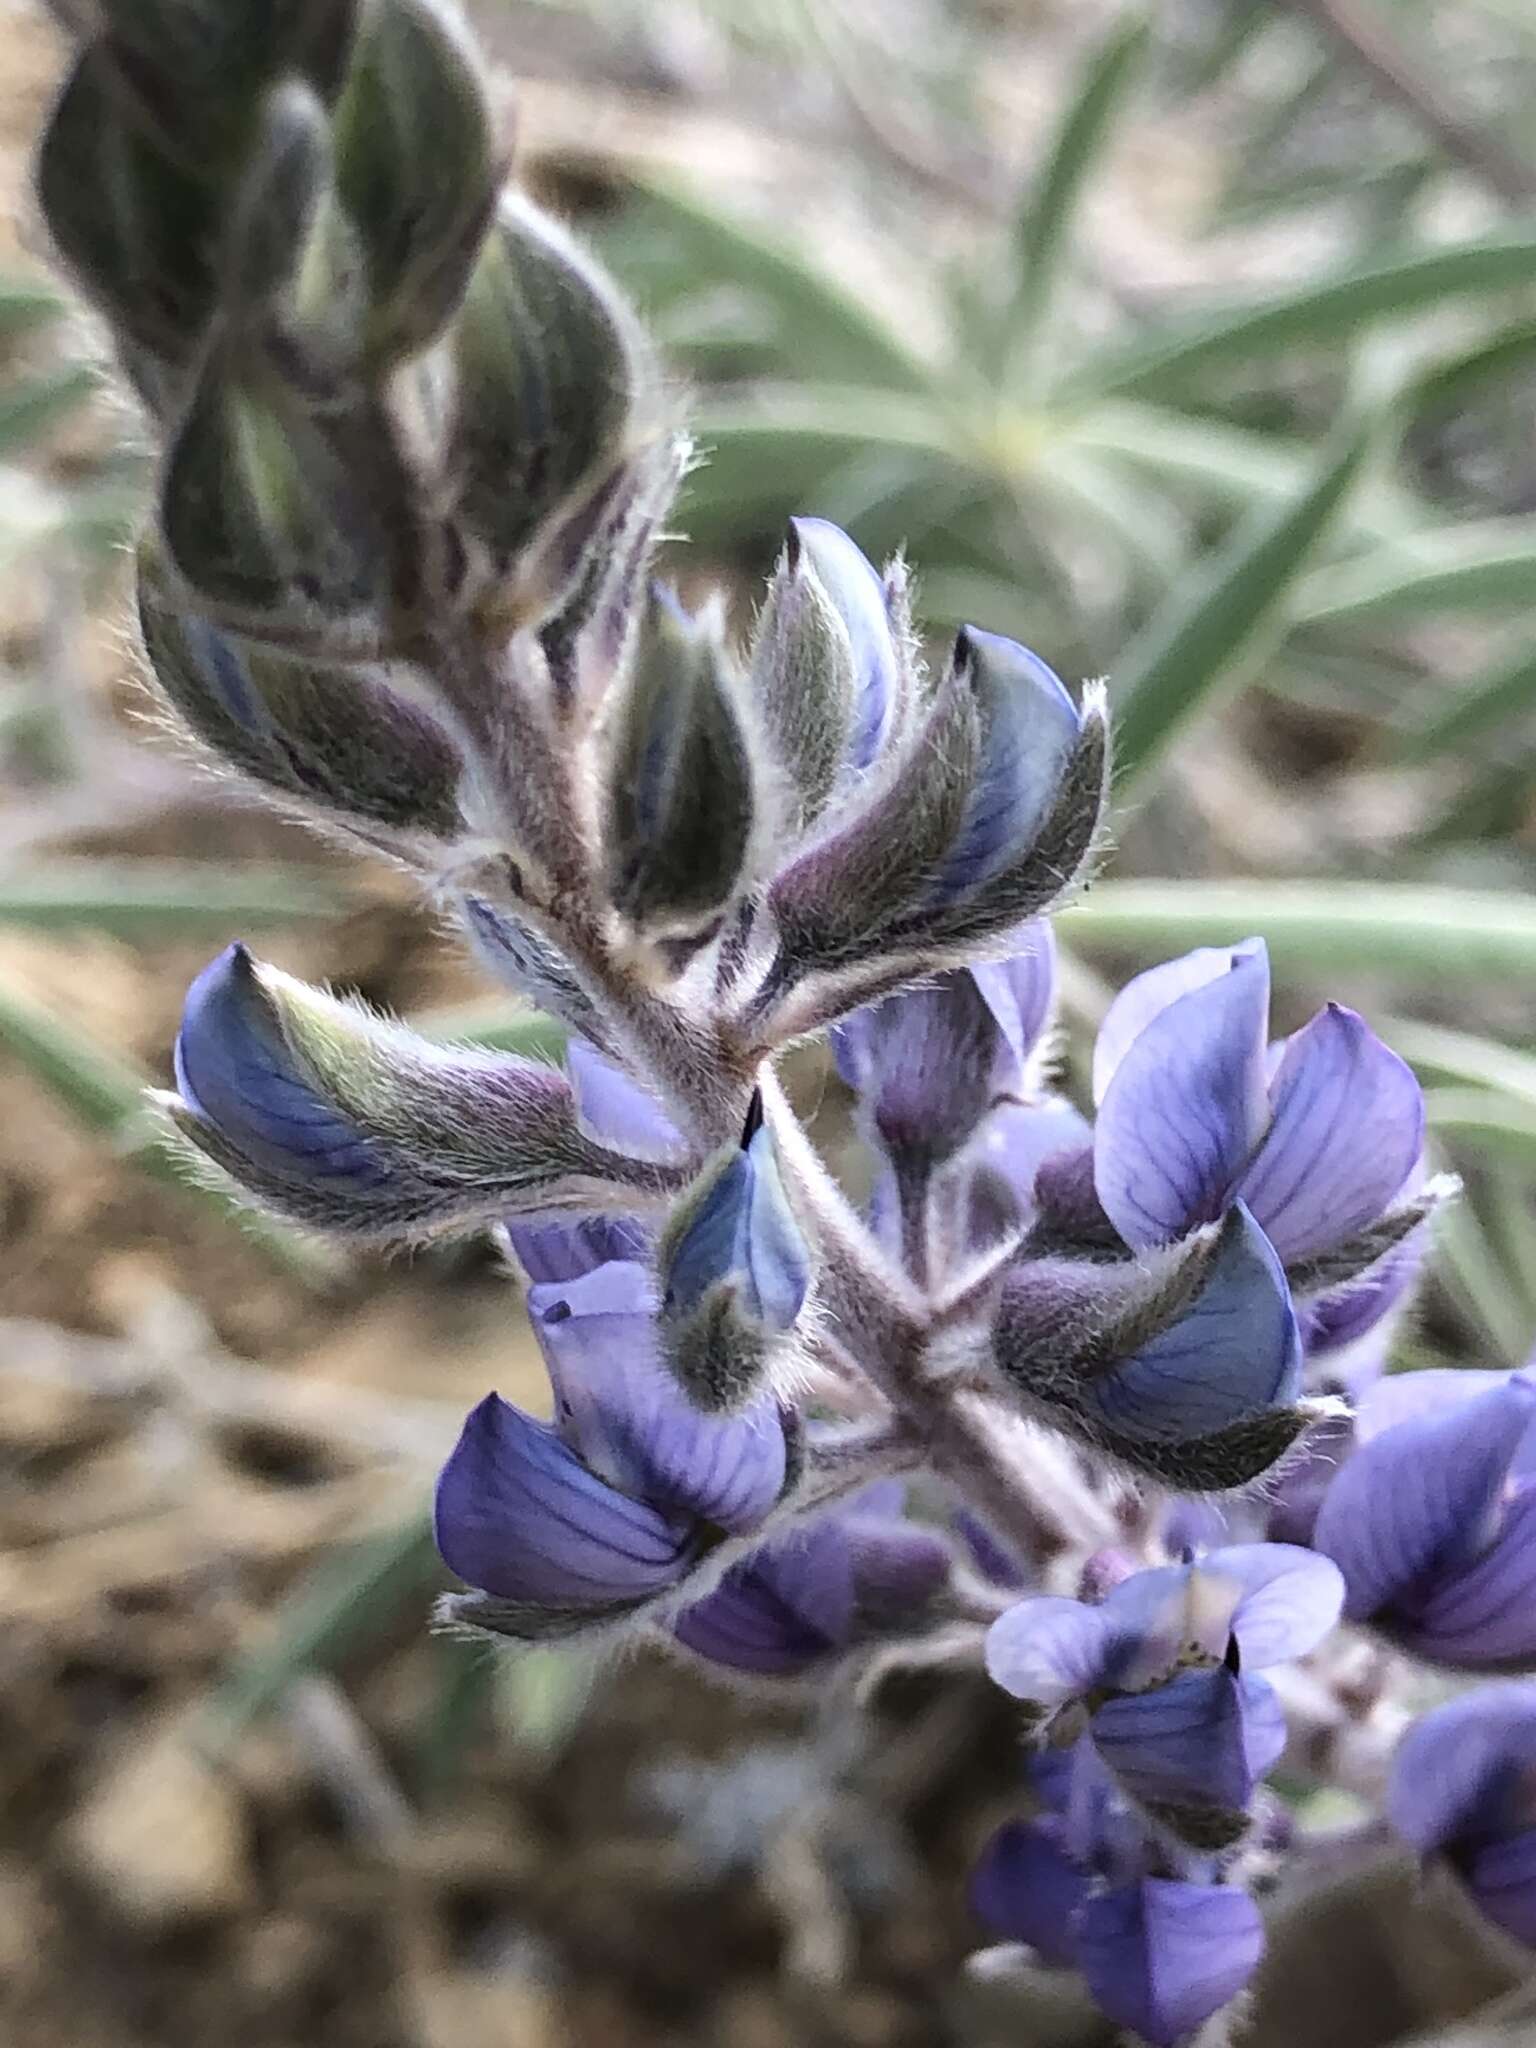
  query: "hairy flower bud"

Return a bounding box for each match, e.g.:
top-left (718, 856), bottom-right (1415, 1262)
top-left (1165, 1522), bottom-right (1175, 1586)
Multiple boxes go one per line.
top-left (447, 195), bottom-right (651, 619)
top-left (603, 586), bottom-right (758, 943)
top-left (758, 626), bottom-right (1106, 1034)
top-left (161, 943), bottom-right (687, 1240)
top-left (138, 555), bottom-right (467, 846)
top-left (329, 0), bottom-right (497, 362)
top-left (748, 519), bottom-right (903, 830)
top-left (672, 1486), bottom-right (952, 1679)
top-left (37, 46), bottom-right (222, 405)
top-left (991, 1204), bottom-right (1314, 1490)
top-left (656, 1096), bottom-right (812, 1411)
top-left (159, 349), bottom-right (404, 626)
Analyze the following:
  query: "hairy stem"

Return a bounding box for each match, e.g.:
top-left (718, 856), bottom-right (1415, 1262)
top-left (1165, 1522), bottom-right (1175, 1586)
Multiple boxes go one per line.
top-left (759, 1066), bottom-right (1118, 1563)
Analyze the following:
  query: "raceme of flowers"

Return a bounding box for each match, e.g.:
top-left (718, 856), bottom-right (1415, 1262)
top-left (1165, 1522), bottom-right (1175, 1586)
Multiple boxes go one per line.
top-left (34, 4), bottom-right (1535, 2040)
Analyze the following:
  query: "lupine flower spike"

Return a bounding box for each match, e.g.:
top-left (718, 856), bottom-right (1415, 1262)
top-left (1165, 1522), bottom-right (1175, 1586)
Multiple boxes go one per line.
top-left (30, 5), bottom-right (1511, 2041)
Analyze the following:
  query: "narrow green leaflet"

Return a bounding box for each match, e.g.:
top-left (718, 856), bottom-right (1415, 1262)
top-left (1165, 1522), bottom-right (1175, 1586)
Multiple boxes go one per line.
top-left (1293, 521), bottom-right (1536, 630)
top-left (1378, 1017), bottom-right (1536, 1112)
top-left (197, 1511), bottom-right (441, 1757)
top-left (1109, 425), bottom-right (1371, 785)
top-left (1068, 228), bottom-right (1536, 399)
top-left (0, 859), bottom-right (353, 934)
top-left (997, 12), bottom-right (1149, 384)
top-left (1425, 1087), bottom-right (1536, 1171)
top-left (1397, 640), bottom-right (1536, 761)
top-left (1058, 880), bottom-right (1536, 981)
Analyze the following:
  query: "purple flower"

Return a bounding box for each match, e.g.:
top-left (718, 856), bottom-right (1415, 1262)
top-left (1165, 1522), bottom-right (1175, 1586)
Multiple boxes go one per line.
top-left (1091, 940), bottom-right (1423, 1264)
top-left (671, 1485), bottom-right (951, 1677)
top-left (993, 1201), bottom-right (1310, 1491)
top-left (985, 1544), bottom-right (1340, 1843)
top-left (832, 925), bottom-right (1057, 1168)
top-left (435, 1259), bottom-right (790, 1639)
top-left (969, 1815), bottom-right (1085, 1966)
top-left (1389, 1683), bottom-right (1536, 1947)
top-left (971, 1745), bottom-right (1266, 2045)
top-left (1312, 1370), bottom-right (1536, 1670)
top-left (1076, 1878), bottom-right (1264, 2047)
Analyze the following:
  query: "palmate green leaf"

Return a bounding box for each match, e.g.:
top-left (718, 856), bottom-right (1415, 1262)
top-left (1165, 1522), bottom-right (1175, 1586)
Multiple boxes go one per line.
top-left (1058, 880), bottom-right (1536, 981)
top-left (1065, 402), bottom-right (1417, 541)
top-left (614, 174), bottom-right (933, 396)
top-left (0, 859), bottom-right (353, 934)
top-left (1109, 424), bottom-right (1372, 785)
top-left (0, 969), bottom-right (337, 1282)
top-left (1292, 519), bottom-right (1536, 629)
top-left (1065, 228), bottom-right (1536, 400)
top-left (995, 12), bottom-right (1149, 386)
top-left (1395, 638), bottom-right (1536, 761)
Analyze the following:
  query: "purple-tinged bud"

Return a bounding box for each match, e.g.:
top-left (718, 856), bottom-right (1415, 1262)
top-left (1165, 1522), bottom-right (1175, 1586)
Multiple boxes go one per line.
top-left (603, 586), bottom-right (758, 945)
top-left (656, 1096), bottom-right (813, 1411)
top-left (435, 1260), bottom-right (791, 1641)
top-left (671, 1486), bottom-right (951, 1678)
top-left (833, 974), bottom-right (1005, 1169)
top-left (760, 636), bottom-right (1104, 1036)
top-left (1092, 941), bottom-right (1431, 1283)
top-left (749, 520), bottom-right (902, 831)
top-left (832, 923), bottom-right (1058, 1170)
top-left (790, 520), bottom-right (903, 771)
top-left (447, 195), bottom-right (651, 614)
top-left (161, 943), bottom-right (688, 1241)
top-left (456, 896), bottom-right (612, 1048)
top-left (329, 0), bottom-right (497, 362)
top-left (923, 630), bottom-right (1086, 909)
top-left (993, 1203), bottom-right (1314, 1491)
top-left (1389, 1684), bottom-right (1536, 1948)
top-left (1312, 1370), bottom-right (1536, 1670)
top-left (139, 558), bottom-right (466, 846)
top-left (1076, 1879), bottom-right (1264, 2048)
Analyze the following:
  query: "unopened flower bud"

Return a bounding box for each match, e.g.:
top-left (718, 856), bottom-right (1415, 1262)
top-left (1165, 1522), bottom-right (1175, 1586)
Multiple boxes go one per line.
top-left (37, 47), bottom-right (222, 404)
top-left (161, 942), bottom-right (687, 1240)
top-left (159, 351), bottom-right (398, 624)
top-left (138, 554), bottom-right (466, 844)
top-left (447, 194), bottom-right (650, 613)
top-left (748, 519), bottom-right (901, 830)
top-left (329, 0), bottom-right (498, 362)
top-left (657, 1095), bottom-right (812, 1411)
top-left (603, 586), bottom-right (757, 943)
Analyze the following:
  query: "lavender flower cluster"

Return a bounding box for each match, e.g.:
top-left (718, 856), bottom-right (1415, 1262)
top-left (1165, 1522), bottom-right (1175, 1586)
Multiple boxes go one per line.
top-left (36, 5), bottom-right (1536, 2042)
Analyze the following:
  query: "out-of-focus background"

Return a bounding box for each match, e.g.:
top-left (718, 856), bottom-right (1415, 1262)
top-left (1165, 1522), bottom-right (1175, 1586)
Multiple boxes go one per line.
top-left (5, 0), bottom-right (1536, 2042)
